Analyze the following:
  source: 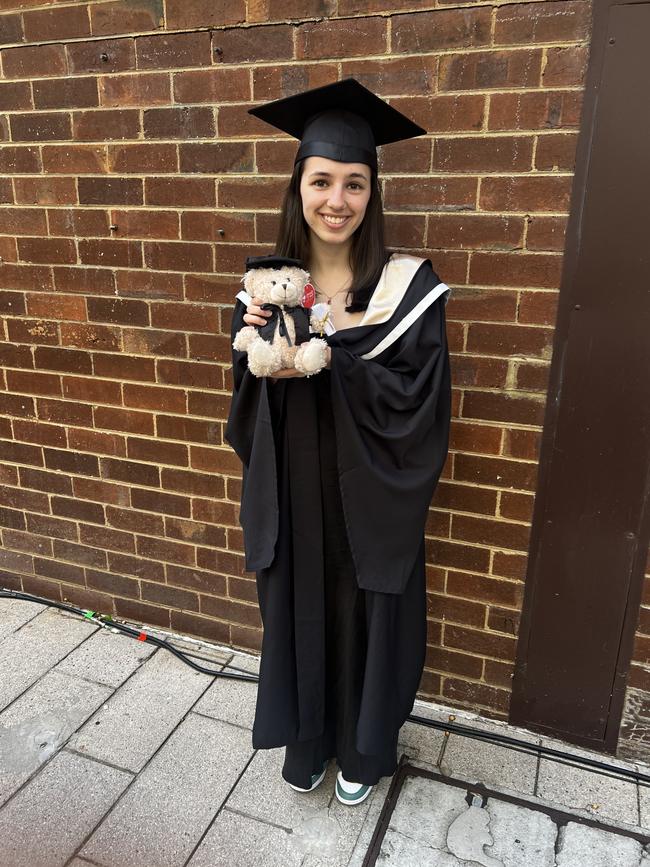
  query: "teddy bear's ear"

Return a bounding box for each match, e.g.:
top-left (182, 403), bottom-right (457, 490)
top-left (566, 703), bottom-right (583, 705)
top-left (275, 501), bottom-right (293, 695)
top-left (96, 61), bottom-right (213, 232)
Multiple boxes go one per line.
top-left (243, 269), bottom-right (258, 292)
top-left (244, 268), bottom-right (269, 298)
top-left (286, 266), bottom-right (309, 286)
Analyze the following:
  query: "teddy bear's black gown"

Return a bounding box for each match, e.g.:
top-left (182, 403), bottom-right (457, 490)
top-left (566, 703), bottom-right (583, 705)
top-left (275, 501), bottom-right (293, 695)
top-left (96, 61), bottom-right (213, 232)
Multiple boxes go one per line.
top-left (225, 256), bottom-right (451, 789)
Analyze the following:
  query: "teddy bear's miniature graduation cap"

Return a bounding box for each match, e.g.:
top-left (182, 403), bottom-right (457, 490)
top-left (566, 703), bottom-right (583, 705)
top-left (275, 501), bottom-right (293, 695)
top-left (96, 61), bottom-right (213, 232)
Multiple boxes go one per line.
top-left (248, 77), bottom-right (426, 173)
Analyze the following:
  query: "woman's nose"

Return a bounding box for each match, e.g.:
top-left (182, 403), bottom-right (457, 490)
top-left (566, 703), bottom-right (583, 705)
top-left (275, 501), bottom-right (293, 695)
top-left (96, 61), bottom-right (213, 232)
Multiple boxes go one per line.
top-left (326, 185), bottom-right (346, 209)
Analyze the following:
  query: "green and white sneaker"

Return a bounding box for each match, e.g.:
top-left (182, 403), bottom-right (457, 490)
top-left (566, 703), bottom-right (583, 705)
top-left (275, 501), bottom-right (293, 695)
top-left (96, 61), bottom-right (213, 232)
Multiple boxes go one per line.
top-left (288, 759), bottom-right (328, 793)
top-left (335, 770), bottom-right (373, 806)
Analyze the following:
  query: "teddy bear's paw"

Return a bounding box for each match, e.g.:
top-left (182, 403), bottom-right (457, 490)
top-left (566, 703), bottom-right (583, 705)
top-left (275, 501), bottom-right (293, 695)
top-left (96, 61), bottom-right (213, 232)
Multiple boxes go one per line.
top-left (295, 338), bottom-right (328, 376)
top-left (248, 338), bottom-right (282, 377)
top-left (233, 326), bottom-right (257, 352)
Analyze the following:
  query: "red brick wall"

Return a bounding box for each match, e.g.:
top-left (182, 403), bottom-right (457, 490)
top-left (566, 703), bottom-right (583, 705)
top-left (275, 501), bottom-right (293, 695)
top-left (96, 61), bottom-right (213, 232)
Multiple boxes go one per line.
top-left (0, 1), bottom-right (596, 725)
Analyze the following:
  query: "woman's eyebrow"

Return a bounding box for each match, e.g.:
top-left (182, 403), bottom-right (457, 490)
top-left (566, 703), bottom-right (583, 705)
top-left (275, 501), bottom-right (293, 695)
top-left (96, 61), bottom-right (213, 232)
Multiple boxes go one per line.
top-left (308, 171), bottom-right (368, 180)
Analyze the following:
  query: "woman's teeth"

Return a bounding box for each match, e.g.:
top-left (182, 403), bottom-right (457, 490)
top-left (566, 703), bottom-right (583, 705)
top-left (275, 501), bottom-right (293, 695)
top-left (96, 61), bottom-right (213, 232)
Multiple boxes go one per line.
top-left (320, 214), bottom-right (349, 225)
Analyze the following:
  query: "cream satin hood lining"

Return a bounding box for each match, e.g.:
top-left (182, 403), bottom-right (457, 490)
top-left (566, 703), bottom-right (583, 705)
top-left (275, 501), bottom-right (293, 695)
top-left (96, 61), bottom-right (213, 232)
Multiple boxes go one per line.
top-left (359, 253), bottom-right (429, 327)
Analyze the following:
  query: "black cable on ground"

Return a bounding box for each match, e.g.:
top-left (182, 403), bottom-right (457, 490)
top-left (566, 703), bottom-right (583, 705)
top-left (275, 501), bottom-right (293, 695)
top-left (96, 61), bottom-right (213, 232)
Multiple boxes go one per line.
top-left (2, 587), bottom-right (650, 789)
top-left (0, 587), bottom-right (257, 682)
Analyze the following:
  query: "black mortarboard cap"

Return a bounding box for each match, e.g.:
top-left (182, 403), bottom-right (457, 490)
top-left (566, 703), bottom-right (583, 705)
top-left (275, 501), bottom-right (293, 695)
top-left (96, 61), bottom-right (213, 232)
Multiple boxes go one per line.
top-left (247, 78), bottom-right (427, 172)
top-left (245, 254), bottom-right (305, 271)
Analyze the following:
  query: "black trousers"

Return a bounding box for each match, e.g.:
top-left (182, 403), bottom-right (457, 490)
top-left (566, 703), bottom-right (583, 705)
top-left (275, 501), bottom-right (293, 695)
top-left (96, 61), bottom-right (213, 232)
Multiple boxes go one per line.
top-left (256, 372), bottom-right (427, 790)
top-left (282, 372), bottom-right (404, 788)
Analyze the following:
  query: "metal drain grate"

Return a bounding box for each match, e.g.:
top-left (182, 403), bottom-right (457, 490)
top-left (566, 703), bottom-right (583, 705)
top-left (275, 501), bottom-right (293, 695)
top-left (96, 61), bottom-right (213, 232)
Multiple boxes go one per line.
top-left (362, 755), bottom-right (650, 866)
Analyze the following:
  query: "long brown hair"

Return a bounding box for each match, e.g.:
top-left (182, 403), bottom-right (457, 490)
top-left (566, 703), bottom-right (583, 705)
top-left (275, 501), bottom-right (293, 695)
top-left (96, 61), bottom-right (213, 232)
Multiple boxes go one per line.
top-left (274, 158), bottom-right (391, 312)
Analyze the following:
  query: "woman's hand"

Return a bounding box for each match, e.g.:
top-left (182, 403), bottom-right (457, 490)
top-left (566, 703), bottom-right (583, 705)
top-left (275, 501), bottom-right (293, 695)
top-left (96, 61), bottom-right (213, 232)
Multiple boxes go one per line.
top-left (269, 367), bottom-right (306, 379)
top-left (269, 347), bottom-right (331, 379)
top-left (244, 296), bottom-right (272, 327)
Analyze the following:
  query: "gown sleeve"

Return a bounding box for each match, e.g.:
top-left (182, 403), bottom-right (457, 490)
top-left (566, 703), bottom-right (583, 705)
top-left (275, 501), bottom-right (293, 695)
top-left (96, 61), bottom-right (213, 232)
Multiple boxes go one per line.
top-left (327, 285), bottom-right (452, 594)
top-left (224, 299), bottom-right (280, 572)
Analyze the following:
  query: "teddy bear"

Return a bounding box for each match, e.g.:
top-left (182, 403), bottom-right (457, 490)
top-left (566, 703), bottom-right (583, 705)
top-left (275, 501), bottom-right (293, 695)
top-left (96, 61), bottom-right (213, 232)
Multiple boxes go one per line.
top-left (232, 255), bottom-right (330, 378)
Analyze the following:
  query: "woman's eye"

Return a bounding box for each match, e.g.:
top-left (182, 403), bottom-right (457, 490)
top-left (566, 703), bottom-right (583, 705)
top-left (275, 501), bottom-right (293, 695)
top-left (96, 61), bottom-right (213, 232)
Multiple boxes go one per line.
top-left (312, 180), bottom-right (364, 190)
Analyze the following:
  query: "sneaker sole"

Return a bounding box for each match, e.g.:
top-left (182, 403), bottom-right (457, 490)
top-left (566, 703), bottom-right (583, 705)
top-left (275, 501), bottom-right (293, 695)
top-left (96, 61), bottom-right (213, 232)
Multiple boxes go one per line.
top-left (288, 764), bottom-right (328, 793)
top-left (335, 781), bottom-right (373, 806)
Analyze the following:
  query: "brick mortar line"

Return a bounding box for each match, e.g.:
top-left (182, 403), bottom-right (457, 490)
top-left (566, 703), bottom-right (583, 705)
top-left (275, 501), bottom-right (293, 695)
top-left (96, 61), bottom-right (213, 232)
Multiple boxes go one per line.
top-left (0, 463), bottom-right (242, 490)
top-left (4, 540), bottom-right (253, 587)
top-left (3, 340), bottom-right (557, 356)
top-left (2, 259), bottom-right (567, 275)
top-left (433, 649), bottom-right (515, 670)
top-left (6, 564), bottom-right (527, 619)
top-left (426, 654), bottom-right (515, 673)
top-left (1, 479), bottom-right (531, 524)
top-left (0, 39), bottom-right (590, 75)
top-left (0, 8), bottom-right (592, 52)
top-left (0, 439), bottom-right (543, 476)
top-left (1, 220), bottom-right (573, 230)
top-left (0, 174), bottom-right (576, 185)
top-left (1, 376), bottom-right (232, 396)
top-left (5, 549), bottom-right (520, 610)
top-left (0, 266), bottom-right (567, 281)
top-left (0, 201), bottom-right (573, 209)
top-left (0, 95), bottom-right (588, 121)
top-left (0, 490), bottom-right (537, 526)
top-left (0, 467), bottom-right (535, 501)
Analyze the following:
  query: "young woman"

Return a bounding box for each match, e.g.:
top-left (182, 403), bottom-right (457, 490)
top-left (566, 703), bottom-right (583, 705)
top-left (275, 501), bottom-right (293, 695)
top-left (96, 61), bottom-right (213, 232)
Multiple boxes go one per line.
top-left (225, 79), bottom-right (452, 806)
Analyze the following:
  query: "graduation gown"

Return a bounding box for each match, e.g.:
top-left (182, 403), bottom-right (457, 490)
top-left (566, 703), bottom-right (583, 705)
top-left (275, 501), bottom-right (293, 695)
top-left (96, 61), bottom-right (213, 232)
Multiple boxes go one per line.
top-left (225, 253), bottom-right (451, 783)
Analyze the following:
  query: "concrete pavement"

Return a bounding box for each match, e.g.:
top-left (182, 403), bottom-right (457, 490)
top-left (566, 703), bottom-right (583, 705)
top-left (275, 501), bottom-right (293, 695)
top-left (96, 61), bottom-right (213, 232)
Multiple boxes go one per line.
top-left (1, 597), bottom-right (648, 867)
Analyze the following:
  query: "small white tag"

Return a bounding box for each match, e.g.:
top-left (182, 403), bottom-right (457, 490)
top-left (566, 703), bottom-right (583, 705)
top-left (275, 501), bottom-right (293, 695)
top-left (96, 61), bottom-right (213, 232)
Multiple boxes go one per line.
top-left (236, 290), bottom-right (253, 307)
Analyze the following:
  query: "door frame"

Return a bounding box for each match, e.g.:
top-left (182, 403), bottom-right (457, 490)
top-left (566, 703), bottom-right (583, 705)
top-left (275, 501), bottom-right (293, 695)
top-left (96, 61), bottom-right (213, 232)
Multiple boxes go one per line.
top-left (509, 0), bottom-right (650, 752)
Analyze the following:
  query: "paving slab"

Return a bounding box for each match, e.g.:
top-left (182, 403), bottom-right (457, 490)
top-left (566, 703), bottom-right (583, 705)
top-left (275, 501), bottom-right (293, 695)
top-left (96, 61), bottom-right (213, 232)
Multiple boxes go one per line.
top-left (398, 718), bottom-right (446, 768)
top-left (345, 775), bottom-right (394, 867)
top-left (0, 608), bottom-right (97, 712)
top-left (67, 648), bottom-right (212, 772)
top-left (377, 827), bottom-right (457, 865)
top-left (484, 798), bottom-right (557, 867)
top-left (0, 750), bottom-right (131, 867)
top-left (187, 807), bottom-right (304, 867)
top-left (54, 626), bottom-right (156, 688)
top-left (0, 669), bottom-right (112, 807)
top-left (536, 756), bottom-right (640, 826)
top-left (0, 598), bottom-right (42, 643)
top-left (555, 821), bottom-right (645, 866)
top-left (441, 733), bottom-right (539, 796)
top-left (227, 746), bottom-right (335, 830)
top-left (388, 776), bottom-right (468, 850)
top-left (300, 789), bottom-right (380, 866)
top-left (79, 713), bottom-right (254, 867)
top-left (193, 663), bottom-right (258, 730)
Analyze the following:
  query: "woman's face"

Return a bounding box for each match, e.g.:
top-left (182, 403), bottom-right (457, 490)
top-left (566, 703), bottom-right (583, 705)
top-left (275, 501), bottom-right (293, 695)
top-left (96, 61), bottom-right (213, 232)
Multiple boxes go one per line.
top-left (299, 156), bottom-right (372, 248)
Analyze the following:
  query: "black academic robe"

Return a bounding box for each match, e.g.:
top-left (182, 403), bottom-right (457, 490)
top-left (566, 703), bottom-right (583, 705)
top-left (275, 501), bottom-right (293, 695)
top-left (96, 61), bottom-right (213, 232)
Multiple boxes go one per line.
top-left (225, 256), bottom-right (451, 749)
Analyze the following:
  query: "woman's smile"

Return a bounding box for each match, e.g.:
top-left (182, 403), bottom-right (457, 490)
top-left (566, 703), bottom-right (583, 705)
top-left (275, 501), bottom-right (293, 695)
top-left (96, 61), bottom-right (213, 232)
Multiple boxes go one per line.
top-left (319, 213), bottom-right (352, 229)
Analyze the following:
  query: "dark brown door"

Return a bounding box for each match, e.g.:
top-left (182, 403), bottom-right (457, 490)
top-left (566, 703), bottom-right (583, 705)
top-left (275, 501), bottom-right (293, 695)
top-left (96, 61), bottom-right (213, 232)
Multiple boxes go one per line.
top-left (510, 0), bottom-right (650, 752)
